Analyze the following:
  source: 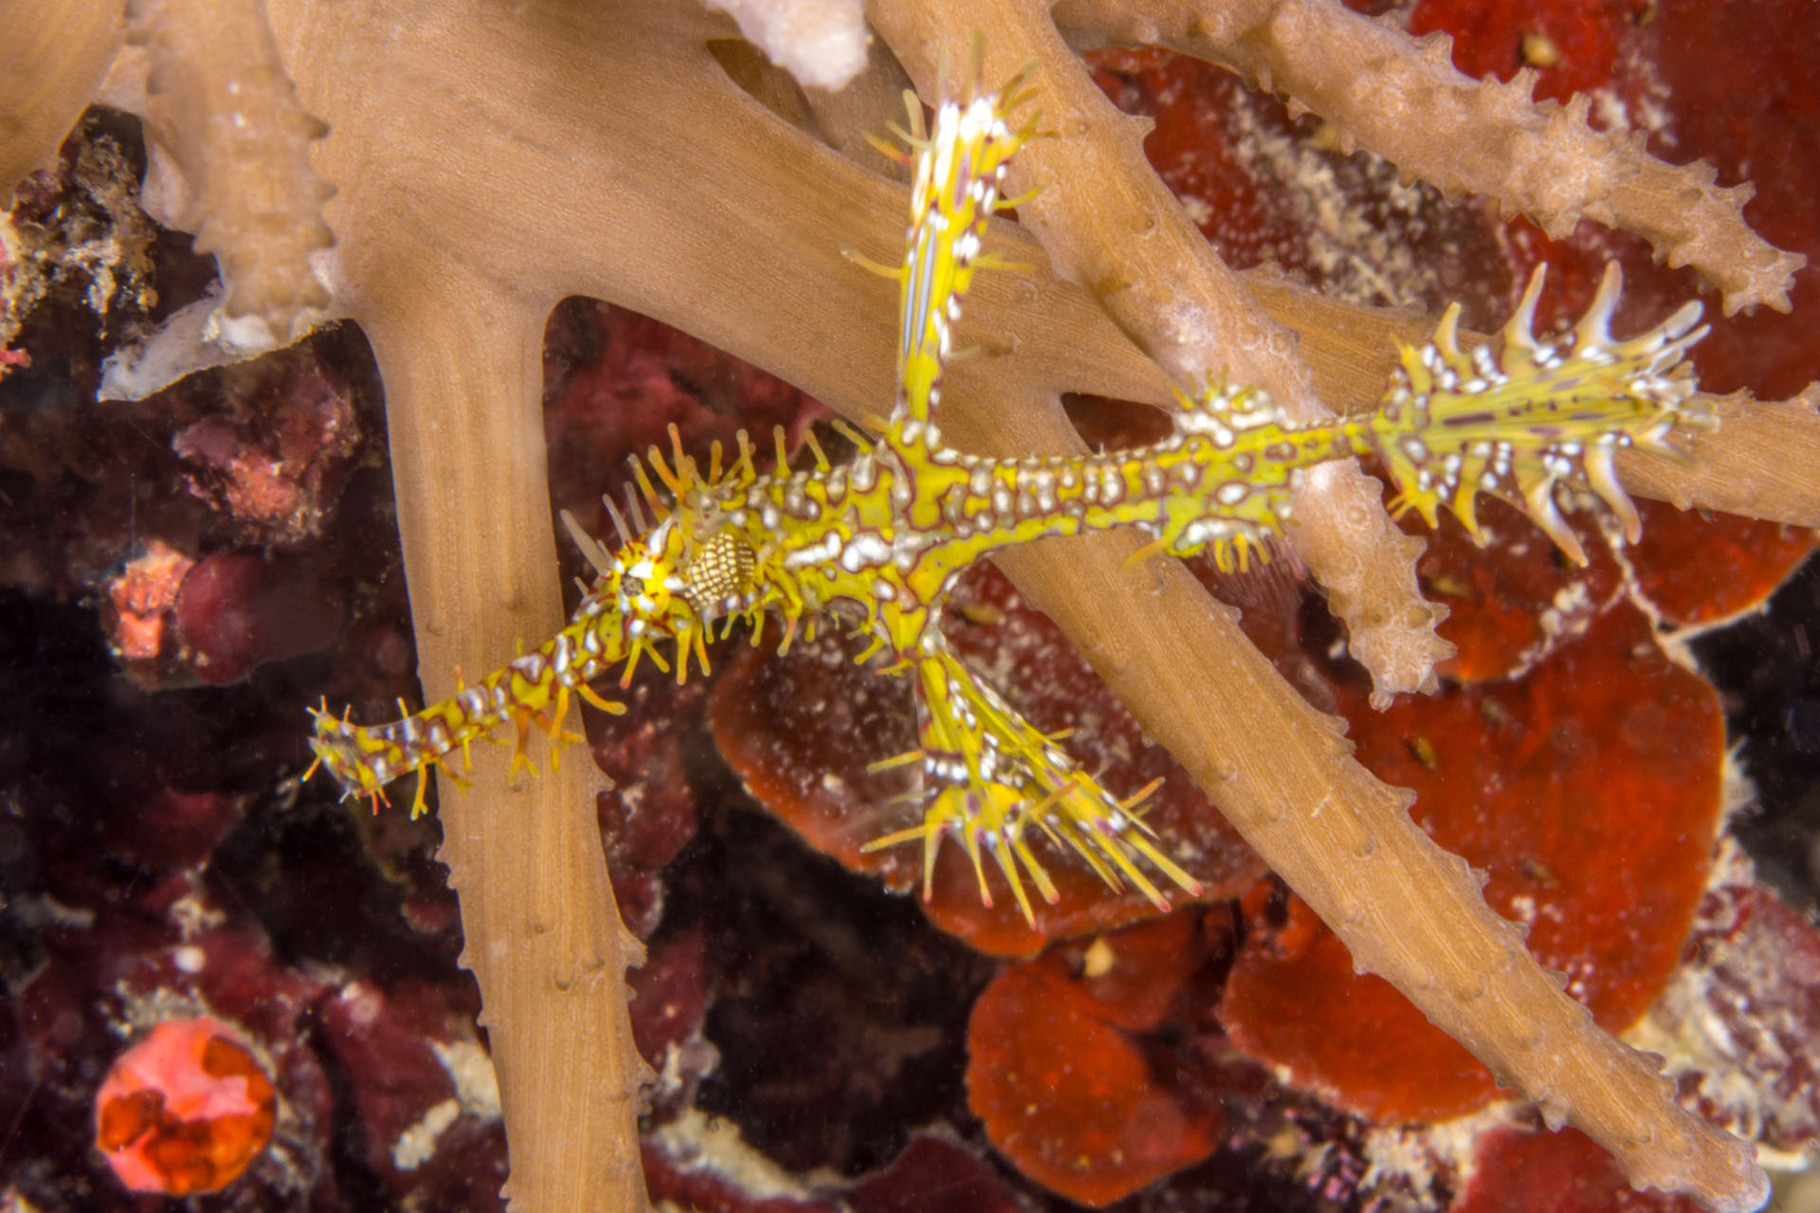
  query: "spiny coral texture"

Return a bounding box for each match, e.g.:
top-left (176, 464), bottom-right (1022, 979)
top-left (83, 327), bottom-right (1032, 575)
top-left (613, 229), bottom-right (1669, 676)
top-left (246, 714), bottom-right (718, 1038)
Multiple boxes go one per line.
top-left (125, 0), bottom-right (334, 343)
top-left (4, 0), bottom-right (1817, 1210)
top-left (1053, 0), bottom-right (1805, 316)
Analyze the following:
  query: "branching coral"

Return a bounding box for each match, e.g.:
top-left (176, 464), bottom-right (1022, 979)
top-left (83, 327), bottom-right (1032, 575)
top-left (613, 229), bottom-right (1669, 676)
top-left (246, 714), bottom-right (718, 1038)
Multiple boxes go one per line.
top-left (6, 0), bottom-right (1816, 1209)
top-left (124, 0), bottom-right (334, 344)
top-left (1052, 0), bottom-right (1805, 316)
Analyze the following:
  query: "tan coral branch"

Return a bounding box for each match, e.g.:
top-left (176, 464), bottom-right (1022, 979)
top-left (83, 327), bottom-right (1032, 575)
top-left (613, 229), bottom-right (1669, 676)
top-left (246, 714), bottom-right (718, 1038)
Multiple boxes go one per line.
top-left (1052, 0), bottom-right (1807, 315)
top-left (1619, 387), bottom-right (1820, 526)
top-left (870, 0), bottom-right (1454, 704)
top-left (357, 277), bottom-right (653, 1213)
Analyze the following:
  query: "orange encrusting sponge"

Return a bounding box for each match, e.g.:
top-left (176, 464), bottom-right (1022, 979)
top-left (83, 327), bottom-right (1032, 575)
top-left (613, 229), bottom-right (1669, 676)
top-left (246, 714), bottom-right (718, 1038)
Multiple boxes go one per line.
top-left (94, 1017), bottom-right (277, 1196)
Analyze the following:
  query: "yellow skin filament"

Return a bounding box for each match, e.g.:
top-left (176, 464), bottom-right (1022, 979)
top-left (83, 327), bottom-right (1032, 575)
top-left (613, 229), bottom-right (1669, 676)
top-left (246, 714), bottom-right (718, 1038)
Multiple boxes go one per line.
top-left (307, 47), bottom-right (1711, 925)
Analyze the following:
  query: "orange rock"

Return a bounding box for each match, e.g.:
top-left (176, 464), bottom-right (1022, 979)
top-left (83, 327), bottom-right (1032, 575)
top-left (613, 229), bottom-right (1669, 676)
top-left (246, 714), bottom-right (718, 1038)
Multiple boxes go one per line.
top-left (1225, 891), bottom-right (1498, 1122)
top-left (1415, 492), bottom-right (1816, 684)
top-left (967, 914), bottom-right (1227, 1205)
top-left (1627, 501), bottom-right (1817, 629)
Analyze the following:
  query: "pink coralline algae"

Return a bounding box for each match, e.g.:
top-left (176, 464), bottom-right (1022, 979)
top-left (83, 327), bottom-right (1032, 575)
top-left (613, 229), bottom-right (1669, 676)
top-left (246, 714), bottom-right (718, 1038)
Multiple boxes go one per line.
top-left (105, 538), bottom-right (194, 661)
top-left (1639, 868), bottom-right (1820, 1153)
top-left (167, 346), bottom-right (362, 548)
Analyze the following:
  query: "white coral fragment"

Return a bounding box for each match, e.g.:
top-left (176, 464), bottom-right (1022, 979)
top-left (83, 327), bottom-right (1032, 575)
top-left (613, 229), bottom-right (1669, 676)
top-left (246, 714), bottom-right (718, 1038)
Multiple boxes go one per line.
top-left (99, 280), bottom-right (326, 400)
top-left (707, 0), bottom-right (870, 91)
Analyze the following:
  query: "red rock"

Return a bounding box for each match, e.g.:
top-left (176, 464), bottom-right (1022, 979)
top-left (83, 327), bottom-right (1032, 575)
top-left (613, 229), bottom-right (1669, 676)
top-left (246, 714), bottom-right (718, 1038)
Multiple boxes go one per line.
top-left (314, 977), bottom-right (505, 1204)
top-left (1416, 494), bottom-right (1817, 684)
top-left (109, 787), bottom-right (247, 870)
top-left (628, 927), bottom-right (708, 1063)
top-left (1088, 46), bottom-right (1513, 326)
top-left (169, 343), bottom-right (363, 549)
top-left (1358, 603), bottom-right (1725, 1027)
top-left (1413, 490), bottom-right (1624, 684)
top-left (1453, 1124), bottom-right (1704, 1213)
top-left (542, 299), bottom-right (828, 557)
top-left (1409, 0), bottom-right (1820, 402)
top-left (1225, 891), bottom-right (1497, 1121)
top-left (628, 927), bottom-right (719, 1118)
top-left (1042, 908), bottom-right (1214, 1034)
top-left (1638, 0), bottom-right (1820, 401)
top-left (640, 1135), bottom-right (841, 1213)
top-left (106, 539), bottom-right (195, 662)
top-left (707, 618), bottom-right (922, 895)
top-left (848, 1135), bottom-right (1024, 1213)
top-left (1626, 505), bottom-right (1817, 629)
top-left (1409, 0), bottom-right (1643, 100)
top-left (173, 550), bottom-right (343, 685)
top-left (592, 674), bottom-right (710, 938)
